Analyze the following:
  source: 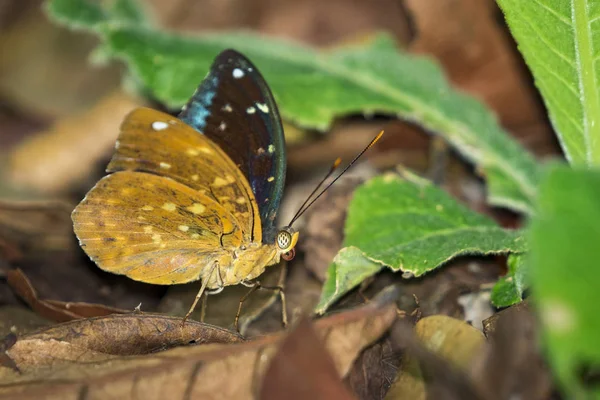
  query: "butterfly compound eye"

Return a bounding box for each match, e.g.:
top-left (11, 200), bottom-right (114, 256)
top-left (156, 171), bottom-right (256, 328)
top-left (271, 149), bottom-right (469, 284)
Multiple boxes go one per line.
top-left (276, 231), bottom-right (291, 250)
top-left (276, 226), bottom-right (299, 252)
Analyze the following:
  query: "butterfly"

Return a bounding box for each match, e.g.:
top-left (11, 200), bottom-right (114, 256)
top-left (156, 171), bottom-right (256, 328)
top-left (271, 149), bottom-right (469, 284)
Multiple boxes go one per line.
top-left (72, 49), bottom-right (298, 324)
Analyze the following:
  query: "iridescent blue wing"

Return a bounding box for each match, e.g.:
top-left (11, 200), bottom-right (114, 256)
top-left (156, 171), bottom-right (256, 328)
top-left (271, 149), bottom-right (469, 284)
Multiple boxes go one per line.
top-left (178, 49), bottom-right (286, 244)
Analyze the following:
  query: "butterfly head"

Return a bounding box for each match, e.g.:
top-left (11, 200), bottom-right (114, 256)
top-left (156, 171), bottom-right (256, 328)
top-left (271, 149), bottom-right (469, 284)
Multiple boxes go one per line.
top-left (276, 226), bottom-right (299, 261)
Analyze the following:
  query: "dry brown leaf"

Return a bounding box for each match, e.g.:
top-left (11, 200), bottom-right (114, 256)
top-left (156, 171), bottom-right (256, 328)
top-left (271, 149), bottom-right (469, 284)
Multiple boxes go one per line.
top-left (260, 317), bottom-right (357, 400)
top-left (385, 316), bottom-right (485, 400)
top-left (0, 287), bottom-right (398, 399)
top-left (300, 177), bottom-right (363, 281)
top-left (287, 121), bottom-right (388, 175)
top-left (21, 313), bottom-right (243, 355)
top-left (405, 0), bottom-right (557, 156)
top-left (481, 300), bottom-right (528, 337)
top-left (415, 316), bottom-right (485, 370)
top-left (0, 199), bottom-right (74, 262)
top-left (145, 0), bottom-right (259, 31)
top-left (475, 303), bottom-right (552, 400)
top-left (0, 333), bottom-right (19, 373)
top-left (145, 0), bottom-right (412, 48)
top-left (7, 268), bottom-right (128, 322)
top-left (8, 91), bottom-right (143, 194)
top-left (346, 338), bottom-right (402, 400)
top-left (257, 0), bottom-right (411, 47)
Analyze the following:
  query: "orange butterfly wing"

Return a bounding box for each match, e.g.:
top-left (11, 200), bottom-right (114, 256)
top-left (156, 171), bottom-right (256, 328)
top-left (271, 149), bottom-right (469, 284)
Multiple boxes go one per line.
top-left (108, 107), bottom-right (261, 243)
top-left (72, 108), bottom-right (262, 286)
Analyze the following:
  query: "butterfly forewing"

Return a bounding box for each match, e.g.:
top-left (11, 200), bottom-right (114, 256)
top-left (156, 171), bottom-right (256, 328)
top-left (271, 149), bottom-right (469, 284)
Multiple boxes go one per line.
top-left (179, 49), bottom-right (286, 243)
top-left (72, 171), bottom-right (241, 286)
top-left (106, 107), bottom-right (261, 243)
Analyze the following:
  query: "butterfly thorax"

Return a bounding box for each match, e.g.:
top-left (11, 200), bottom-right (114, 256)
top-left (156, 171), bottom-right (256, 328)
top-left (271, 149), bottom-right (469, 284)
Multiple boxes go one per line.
top-left (203, 225), bottom-right (299, 289)
top-left (211, 242), bottom-right (280, 288)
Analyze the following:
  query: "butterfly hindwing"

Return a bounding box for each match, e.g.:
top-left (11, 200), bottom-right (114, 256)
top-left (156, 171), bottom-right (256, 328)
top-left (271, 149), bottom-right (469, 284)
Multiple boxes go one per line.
top-left (178, 49), bottom-right (286, 243)
top-left (72, 171), bottom-right (241, 286)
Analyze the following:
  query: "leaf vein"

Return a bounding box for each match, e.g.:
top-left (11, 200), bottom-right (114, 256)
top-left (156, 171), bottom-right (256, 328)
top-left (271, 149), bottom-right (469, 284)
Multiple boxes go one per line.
top-left (530, 0), bottom-right (571, 25)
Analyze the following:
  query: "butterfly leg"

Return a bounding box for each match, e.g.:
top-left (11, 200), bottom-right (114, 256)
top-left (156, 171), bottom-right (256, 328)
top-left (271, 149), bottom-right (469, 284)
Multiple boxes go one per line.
top-left (234, 281), bottom-right (288, 333)
top-left (182, 261), bottom-right (218, 326)
top-left (199, 291), bottom-right (208, 322)
top-left (234, 283), bottom-right (260, 333)
top-left (259, 283), bottom-right (288, 329)
top-left (196, 269), bottom-right (224, 323)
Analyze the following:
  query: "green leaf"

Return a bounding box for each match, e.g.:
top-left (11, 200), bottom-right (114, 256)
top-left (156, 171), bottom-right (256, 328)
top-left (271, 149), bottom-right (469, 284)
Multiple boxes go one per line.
top-left (45, 0), bottom-right (150, 32)
top-left (88, 23), bottom-right (540, 214)
top-left (47, 0), bottom-right (541, 214)
top-left (529, 165), bottom-right (600, 398)
top-left (109, 0), bottom-right (150, 26)
top-left (45, 0), bottom-right (108, 30)
top-left (491, 253), bottom-right (528, 307)
top-left (344, 173), bottom-right (527, 277)
top-left (497, 0), bottom-right (600, 165)
top-left (315, 247), bottom-right (383, 315)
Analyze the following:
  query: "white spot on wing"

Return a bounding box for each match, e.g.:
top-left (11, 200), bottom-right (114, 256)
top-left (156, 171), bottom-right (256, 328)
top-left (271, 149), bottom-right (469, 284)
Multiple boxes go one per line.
top-left (213, 175), bottom-right (235, 187)
top-left (268, 144), bottom-right (275, 154)
top-left (247, 106), bottom-right (256, 114)
top-left (162, 202), bottom-right (177, 212)
top-left (222, 104), bottom-right (232, 112)
top-left (159, 162), bottom-right (171, 169)
top-left (256, 103), bottom-right (269, 113)
top-left (152, 121), bottom-right (169, 131)
top-left (187, 203), bottom-right (206, 214)
top-left (219, 122), bottom-right (227, 131)
top-left (232, 68), bottom-right (244, 79)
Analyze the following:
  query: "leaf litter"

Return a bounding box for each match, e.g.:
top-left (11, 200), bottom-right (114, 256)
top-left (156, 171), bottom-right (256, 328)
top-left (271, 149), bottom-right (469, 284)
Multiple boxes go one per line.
top-left (0, 288), bottom-right (399, 399)
top-left (0, 0), bottom-right (567, 398)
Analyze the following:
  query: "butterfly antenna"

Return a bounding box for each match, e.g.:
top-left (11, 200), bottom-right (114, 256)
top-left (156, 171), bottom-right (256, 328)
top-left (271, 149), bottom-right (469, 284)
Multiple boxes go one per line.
top-left (288, 157), bottom-right (342, 225)
top-left (289, 130), bottom-right (384, 226)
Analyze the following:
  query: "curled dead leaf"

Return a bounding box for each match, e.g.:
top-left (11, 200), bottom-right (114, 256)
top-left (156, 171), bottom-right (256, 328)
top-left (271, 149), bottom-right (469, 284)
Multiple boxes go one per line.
top-left (7, 268), bottom-right (128, 322)
top-left (21, 313), bottom-right (243, 356)
top-left (0, 287), bottom-right (398, 399)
